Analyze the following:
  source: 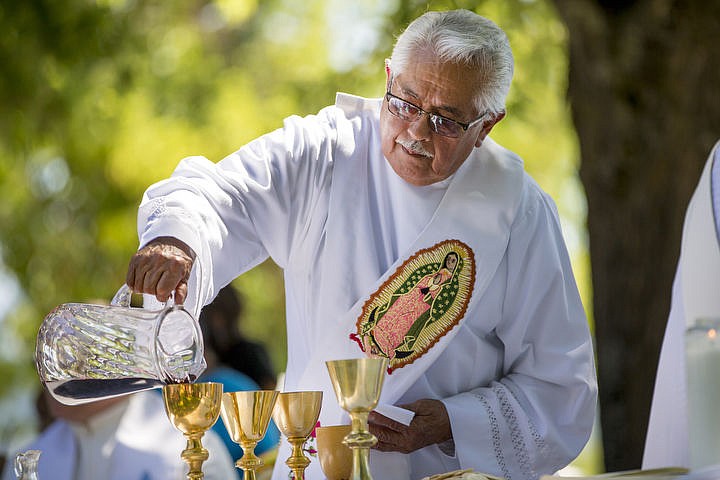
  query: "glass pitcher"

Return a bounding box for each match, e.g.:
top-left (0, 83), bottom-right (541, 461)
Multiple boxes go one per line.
top-left (35, 285), bottom-right (206, 405)
top-left (14, 450), bottom-right (41, 480)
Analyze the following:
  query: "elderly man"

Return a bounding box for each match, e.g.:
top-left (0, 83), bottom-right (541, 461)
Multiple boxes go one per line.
top-left (125, 9), bottom-right (597, 480)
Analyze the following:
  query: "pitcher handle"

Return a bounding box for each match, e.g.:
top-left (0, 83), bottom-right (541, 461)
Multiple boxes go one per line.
top-left (111, 284), bottom-right (175, 309)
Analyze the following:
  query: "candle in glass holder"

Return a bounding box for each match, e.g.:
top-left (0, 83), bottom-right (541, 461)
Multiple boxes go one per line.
top-left (686, 317), bottom-right (720, 468)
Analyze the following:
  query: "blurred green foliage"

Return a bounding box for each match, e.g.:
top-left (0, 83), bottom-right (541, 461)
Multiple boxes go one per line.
top-left (0, 0), bottom-right (591, 462)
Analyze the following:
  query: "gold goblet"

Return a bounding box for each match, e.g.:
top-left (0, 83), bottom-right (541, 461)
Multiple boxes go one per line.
top-left (162, 382), bottom-right (223, 480)
top-left (325, 358), bottom-right (387, 480)
top-left (316, 424), bottom-right (353, 480)
top-left (220, 390), bottom-right (279, 480)
top-left (273, 390), bottom-right (323, 480)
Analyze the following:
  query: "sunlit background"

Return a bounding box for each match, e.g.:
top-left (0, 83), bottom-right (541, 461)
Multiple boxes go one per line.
top-left (0, 0), bottom-right (600, 473)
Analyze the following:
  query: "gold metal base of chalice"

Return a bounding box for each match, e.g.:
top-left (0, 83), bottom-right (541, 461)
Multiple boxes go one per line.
top-left (162, 382), bottom-right (223, 480)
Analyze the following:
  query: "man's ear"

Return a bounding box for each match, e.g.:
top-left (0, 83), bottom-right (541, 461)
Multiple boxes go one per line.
top-left (475, 110), bottom-right (506, 148)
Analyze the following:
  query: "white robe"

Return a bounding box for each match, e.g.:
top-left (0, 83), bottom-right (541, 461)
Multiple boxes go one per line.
top-left (136, 93), bottom-right (597, 480)
top-left (1, 391), bottom-right (237, 480)
top-left (643, 140), bottom-right (720, 469)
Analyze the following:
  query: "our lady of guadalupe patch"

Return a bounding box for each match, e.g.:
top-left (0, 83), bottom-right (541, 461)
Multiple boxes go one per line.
top-left (350, 239), bottom-right (475, 373)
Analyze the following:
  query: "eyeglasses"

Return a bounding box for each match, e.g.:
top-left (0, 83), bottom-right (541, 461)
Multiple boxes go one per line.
top-left (385, 91), bottom-right (488, 138)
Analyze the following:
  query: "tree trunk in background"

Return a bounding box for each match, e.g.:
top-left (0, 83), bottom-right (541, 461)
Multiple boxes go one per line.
top-left (550, 0), bottom-right (720, 472)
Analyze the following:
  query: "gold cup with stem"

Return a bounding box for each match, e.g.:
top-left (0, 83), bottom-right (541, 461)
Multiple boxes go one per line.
top-left (162, 382), bottom-right (223, 480)
top-left (272, 390), bottom-right (323, 480)
top-left (219, 390), bottom-right (279, 480)
top-left (325, 357), bottom-right (388, 480)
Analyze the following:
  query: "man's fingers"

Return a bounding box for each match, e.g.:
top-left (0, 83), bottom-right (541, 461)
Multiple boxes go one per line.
top-left (371, 426), bottom-right (413, 454)
top-left (368, 399), bottom-right (452, 454)
top-left (172, 279), bottom-right (189, 305)
top-left (127, 264), bottom-right (148, 294)
top-left (369, 413), bottom-right (413, 453)
top-left (373, 439), bottom-right (396, 452)
top-left (125, 237), bottom-right (195, 303)
top-left (126, 263), bottom-right (136, 290)
top-left (142, 269), bottom-right (164, 296)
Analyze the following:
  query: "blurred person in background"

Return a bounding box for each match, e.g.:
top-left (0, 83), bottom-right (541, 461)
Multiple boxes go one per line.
top-left (198, 289), bottom-right (281, 477)
top-left (1, 388), bottom-right (236, 480)
top-left (200, 284), bottom-right (277, 391)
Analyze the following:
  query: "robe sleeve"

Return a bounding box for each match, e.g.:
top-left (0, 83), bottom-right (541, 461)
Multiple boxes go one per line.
top-left (135, 107), bottom-right (338, 315)
top-left (442, 180), bottom-right (597, 480)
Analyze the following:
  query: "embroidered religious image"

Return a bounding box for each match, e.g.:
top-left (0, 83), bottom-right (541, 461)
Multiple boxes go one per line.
top-left (351, 239), bottom-right (475, 373)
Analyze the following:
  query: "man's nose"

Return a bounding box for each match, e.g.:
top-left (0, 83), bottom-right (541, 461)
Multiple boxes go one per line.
top-left (406, 113), bottom-right (433, 141)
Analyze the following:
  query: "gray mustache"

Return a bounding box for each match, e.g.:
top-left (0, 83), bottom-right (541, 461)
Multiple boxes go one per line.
top-left (397, 139), bottom-right (433, 158)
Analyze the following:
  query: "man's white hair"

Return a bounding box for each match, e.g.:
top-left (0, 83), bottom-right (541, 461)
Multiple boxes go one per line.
top-left (389, 9), bottom-right (514, 115)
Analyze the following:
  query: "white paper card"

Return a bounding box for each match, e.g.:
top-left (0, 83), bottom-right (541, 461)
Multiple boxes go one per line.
top-left (374, 403), bottom-right (415, 426)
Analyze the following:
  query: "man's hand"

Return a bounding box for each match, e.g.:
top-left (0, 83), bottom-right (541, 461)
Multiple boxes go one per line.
top-left (368, 399), bottom-right (452, 454)
top-left (126, 236), bottom-right (196, 304)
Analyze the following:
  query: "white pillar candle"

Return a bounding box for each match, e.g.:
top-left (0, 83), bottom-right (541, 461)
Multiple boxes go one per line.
top-left (686, 318), bottom-right (720, 469)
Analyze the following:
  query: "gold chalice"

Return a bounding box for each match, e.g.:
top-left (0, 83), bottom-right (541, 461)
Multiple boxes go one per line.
top-left (162, 382), bottom-right (223, 480)
top-left (273, 390), bottom-right (323, 480)
top-left (220, 390), bottom-right (279, 480)
top-left (325, 358), bottom-right (387, 480)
